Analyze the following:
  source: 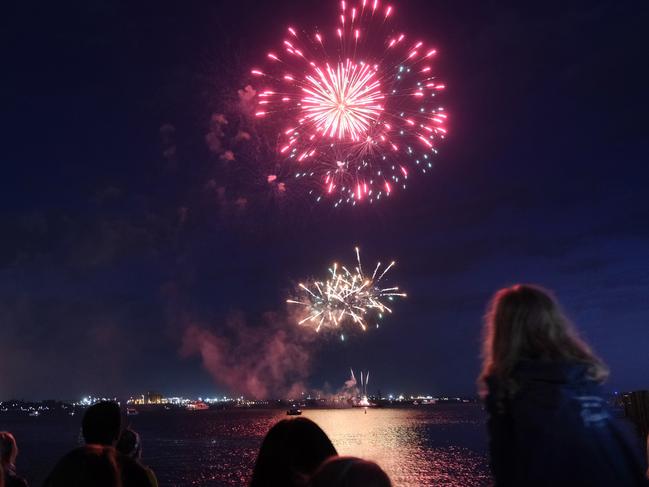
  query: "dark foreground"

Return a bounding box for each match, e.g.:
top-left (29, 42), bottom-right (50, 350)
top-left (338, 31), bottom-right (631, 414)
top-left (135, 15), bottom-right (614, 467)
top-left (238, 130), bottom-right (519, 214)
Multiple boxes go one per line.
top-left (1, 404), bottom-right (491, 486)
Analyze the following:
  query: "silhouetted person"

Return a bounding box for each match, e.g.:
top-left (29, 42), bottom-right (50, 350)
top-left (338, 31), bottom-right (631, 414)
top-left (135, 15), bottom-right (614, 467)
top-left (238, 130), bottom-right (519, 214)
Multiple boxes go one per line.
top-left (82, 402), bottom-right (122, 446)
top-left (0, 432), bottom-right (28, 487)
top-left (81, 402), bottom-right (154, 487)
top-left (250, 417), bottom-right (338, 487)
top-left (43, 445), bottom-right (120, 487)
top-left (646, 433), bottom-right (649, 480)
top-left (116, 429), bottom-right (158, 487)
top-left (479, 285), bottom-right (648, 486)
top-left (309, 456), bottom-right (392, 487)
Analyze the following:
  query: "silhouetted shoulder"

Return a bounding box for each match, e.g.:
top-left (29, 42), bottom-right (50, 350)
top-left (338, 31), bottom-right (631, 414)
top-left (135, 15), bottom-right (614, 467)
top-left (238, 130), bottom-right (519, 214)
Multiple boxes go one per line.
top-left (43, 445), bottom-right (120, 487)
top-left (4, 474), bottom-right (28, 487)
top-left (118, 454), bottom-right (156, 487)
top-left (310, 456), bottom-right (392, 487)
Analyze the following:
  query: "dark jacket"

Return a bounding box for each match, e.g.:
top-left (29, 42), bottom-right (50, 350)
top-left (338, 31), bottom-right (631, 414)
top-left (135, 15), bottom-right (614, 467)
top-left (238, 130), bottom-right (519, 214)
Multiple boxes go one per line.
top-left (3, 465), bottom-right (28, 487)
top-left (485, 361), bottom-right (648, 487)
top-left (117, 453), bottom-right (155, 487)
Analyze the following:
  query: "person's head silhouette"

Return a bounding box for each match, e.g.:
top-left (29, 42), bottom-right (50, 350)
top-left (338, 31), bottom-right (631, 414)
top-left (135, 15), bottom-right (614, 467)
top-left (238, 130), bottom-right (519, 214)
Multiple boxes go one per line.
top-left (116, 428), bottom-right (142, 460)
top-left (250, 417), bottom-right (337, 487)
top-left (82, 401), bottom-right (122, 446)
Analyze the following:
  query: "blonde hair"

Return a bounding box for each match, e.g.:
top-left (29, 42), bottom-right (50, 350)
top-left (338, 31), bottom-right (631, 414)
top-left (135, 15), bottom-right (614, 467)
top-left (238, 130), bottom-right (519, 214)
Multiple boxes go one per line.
top-left (478, 284), bottom-right (608, 397)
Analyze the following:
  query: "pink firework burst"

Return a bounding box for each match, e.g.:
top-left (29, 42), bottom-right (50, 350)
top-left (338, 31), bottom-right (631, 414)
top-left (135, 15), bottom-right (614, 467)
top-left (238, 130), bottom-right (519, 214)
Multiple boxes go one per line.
top-left (302, 61), bottom-right (383, 141)
top-left (251, 1), bottom-right (448, 206)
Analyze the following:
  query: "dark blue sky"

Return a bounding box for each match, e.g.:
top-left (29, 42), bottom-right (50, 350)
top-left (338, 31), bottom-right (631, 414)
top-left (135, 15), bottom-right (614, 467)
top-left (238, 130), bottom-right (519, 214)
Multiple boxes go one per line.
top-left (2, 0), bottom-right (648, 400)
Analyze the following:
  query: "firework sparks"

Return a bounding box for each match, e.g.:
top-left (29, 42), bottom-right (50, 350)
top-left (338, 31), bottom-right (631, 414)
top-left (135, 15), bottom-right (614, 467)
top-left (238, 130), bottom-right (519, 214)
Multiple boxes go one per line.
top-left (302, 61), bottom-right (383, 141)
top-left (251, 1), bottom-right (448, 205)
top-left (287, 247), bottom-right (406, 338)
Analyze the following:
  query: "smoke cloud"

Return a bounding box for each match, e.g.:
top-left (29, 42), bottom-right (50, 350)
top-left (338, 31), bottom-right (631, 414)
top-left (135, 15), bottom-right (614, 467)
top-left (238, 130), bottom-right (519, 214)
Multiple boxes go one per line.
top-left (237, 84), bottom-right (256, 113)
top-left (220, 150), bottom-right (235, 161)
top-left (344, 371), bottom-right (358, 390)
top-left (180, 313), bottom-right (316, 399)
top-left (205, 113), bottom-right (229, 155)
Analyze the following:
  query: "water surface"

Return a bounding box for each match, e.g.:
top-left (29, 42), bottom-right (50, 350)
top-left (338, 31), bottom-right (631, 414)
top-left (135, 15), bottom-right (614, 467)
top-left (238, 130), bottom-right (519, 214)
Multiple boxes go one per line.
top-left (2, 404), bottom-right (491, 486)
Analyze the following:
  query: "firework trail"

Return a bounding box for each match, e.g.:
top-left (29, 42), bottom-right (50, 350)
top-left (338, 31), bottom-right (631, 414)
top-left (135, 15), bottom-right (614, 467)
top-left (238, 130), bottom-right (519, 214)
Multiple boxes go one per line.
top-left (287, 247), bottom-right (406, 339)
top-left (251, 1), bottom-right (448, 206)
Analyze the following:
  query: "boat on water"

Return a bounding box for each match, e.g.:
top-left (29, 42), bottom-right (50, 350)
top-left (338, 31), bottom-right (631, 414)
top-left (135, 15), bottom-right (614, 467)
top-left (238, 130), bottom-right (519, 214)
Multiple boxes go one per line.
top-left (126, 407), bottom-right (139, 416)
top-left (286, 407), bottom-right (302, 416)
top-left (186, 401), bottom-right (209, 411)
top-left (28, 411), bottom-right (40, 417)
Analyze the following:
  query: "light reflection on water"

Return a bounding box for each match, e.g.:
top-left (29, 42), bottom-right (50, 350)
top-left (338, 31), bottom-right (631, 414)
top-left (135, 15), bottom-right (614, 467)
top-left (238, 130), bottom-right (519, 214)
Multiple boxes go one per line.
top-left (304, 408), bottom-right (490, 486)
top-left (137, 405), bottom-right (491, 486)
top-left (3, 404), bottom-right (491, 486)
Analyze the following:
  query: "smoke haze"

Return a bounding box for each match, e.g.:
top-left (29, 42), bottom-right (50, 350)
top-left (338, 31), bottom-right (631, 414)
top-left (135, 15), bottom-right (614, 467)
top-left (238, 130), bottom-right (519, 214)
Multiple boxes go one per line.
top-left (180, 312), bottom-right (317, 399)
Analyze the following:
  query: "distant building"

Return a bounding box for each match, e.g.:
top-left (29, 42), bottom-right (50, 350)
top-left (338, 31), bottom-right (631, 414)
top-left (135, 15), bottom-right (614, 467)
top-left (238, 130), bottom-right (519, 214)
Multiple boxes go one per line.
top-left (145, 392), bottom-right (163, 404)
top-left (130, 392), bottom-right (164, 405)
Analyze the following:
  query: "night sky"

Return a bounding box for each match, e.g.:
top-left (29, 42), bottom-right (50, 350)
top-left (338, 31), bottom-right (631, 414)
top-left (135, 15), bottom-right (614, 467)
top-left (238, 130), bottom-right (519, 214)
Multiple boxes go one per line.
top-left (3, 0), bottom-right (648, 400)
